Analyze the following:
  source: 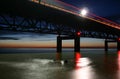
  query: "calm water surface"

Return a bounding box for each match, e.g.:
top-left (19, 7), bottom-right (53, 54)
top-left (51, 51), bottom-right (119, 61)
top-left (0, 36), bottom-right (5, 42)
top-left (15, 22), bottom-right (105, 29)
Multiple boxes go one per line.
top-left (0, 48), bottom-right (120, 79)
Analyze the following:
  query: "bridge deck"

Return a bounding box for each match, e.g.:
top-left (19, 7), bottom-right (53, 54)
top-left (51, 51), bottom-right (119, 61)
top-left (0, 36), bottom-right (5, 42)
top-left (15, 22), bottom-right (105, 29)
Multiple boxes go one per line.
top-left (0, 0), bottom-right (120, 37)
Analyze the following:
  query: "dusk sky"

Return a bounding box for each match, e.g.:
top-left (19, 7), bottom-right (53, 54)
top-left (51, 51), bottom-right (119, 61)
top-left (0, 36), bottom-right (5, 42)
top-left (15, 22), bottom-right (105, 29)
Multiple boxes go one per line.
top-left (0, 31), bottom-right (108, 48)
top-left (0, 0), bottom-right (120, 48)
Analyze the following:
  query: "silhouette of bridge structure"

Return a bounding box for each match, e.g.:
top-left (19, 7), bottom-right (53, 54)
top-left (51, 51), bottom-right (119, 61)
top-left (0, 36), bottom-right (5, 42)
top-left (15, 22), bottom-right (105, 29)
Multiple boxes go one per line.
top-left (0, 0), bottom-right (120, 52)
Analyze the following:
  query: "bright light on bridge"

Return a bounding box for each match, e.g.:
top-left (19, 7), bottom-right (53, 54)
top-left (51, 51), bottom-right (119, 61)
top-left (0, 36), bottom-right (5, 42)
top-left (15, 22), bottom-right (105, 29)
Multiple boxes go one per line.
top-left (80, 8), bottom-right (88, 17)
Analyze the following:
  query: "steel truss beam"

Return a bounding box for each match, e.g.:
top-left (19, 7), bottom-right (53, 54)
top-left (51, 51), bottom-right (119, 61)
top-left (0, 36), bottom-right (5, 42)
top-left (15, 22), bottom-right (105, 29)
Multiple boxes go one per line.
top-left (0, 14), bottom-right (119, 40)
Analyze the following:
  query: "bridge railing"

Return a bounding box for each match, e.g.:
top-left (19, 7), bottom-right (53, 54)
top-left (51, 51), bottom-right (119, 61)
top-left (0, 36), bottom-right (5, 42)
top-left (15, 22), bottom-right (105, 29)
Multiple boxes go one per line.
top-left (30, 0), bottom-right (79, 14)
top-left (88, 13), bottom-right (120, 29)
top-left (30, 0), bottom-right (120, 30)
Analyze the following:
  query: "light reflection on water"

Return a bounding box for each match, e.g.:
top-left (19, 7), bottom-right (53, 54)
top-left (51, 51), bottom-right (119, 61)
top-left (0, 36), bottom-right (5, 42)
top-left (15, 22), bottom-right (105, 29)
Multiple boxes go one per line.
top-left (70, 66), bottom-right (96, 79)
top-left (117, 50), bottom-right (120, 79)
top-left (70, 52), bottom-right (97, 79)
top-left (0, 59), bottom-right (67, 79)
top-left (21, 59), bottom-right (66, 79)
top-left (0, 49), bottom-right (120, 79)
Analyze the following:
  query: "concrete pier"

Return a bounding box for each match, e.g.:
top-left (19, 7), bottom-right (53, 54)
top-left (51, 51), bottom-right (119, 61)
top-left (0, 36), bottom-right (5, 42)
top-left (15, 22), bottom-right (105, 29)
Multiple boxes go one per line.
top-left (104, 38), bottom-right (120, 51)
top-left (105, 40), bottom-right (108, 51)
top-left (117, 39), bottom-right (120, 50)
top-left (74, 36), bottom-right (80, 52)
top-left (56, 34), bottom-right (80, 52)
top-left (57, 36), bottom-right (62, 52)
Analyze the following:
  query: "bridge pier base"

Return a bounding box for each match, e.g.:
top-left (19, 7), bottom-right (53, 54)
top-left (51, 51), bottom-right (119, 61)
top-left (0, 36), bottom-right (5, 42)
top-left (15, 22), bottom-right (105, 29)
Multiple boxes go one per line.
top-left (56, 52), bottom-right (62, 60)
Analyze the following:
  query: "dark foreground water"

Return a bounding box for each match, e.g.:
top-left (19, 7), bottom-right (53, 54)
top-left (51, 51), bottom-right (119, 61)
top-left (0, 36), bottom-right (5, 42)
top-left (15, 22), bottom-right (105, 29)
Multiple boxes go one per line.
top-left (0, 48), bottom-right (120, 79)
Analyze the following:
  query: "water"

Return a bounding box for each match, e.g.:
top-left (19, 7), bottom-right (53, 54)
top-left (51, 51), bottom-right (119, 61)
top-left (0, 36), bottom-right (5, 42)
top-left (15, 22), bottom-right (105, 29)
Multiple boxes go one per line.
top-left (0, 48), bottom-right (119, 79)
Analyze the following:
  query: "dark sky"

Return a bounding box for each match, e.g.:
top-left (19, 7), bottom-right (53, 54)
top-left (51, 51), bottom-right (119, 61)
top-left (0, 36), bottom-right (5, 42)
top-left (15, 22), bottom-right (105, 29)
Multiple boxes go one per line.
top-left (60, 0), bottom-right (120, 17)
top-left (1, 0), bottom-right (119, 20)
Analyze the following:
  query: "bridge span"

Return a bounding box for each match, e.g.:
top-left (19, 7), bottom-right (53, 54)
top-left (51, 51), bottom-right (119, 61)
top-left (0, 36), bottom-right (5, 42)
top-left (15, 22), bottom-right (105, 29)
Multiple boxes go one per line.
top-left (0, 0), bottom-right (120, 52)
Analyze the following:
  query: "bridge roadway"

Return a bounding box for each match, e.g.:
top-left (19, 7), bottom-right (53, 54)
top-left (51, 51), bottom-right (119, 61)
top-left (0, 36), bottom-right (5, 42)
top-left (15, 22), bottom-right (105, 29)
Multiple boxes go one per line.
top-left (0, 0), bottom-right (120, 52)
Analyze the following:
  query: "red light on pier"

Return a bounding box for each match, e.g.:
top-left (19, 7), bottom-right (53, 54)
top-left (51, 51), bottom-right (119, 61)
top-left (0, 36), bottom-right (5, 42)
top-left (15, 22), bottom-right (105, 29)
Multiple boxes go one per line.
top-left (118, 38), bottom-right (120, 41)
top-left (77, 32), bottom-right (81, 36)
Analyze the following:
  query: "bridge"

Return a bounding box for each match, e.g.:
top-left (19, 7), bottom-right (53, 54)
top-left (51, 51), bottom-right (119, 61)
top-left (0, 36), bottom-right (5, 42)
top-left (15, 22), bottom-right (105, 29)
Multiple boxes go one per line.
top-left (0, 0), bottom-right (120, 52)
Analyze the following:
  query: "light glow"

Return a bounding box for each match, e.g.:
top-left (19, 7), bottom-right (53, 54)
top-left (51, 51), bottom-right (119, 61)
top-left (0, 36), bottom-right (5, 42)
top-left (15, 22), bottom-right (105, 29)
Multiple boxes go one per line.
top-left (77, 32), bottom-right (81, 36)
top-left (80, 8), bottom-right (88, 17)
top-left (118, 38), bottom-right (120, 41)
top-left (70, 53), bottom-right (95, 79)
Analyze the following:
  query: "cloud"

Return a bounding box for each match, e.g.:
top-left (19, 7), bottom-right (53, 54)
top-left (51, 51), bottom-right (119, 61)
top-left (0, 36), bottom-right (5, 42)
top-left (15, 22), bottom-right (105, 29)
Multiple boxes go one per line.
top-left (0, 37), bottom-right (19, 40)
top-left (0, 30), bottom-right (56, 41)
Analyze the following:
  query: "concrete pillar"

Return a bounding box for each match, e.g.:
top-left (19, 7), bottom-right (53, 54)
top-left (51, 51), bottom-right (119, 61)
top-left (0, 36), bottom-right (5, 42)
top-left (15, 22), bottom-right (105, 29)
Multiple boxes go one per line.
top-left (117, 41), bottom-right (120, 51)
top-left (105, 40), bottom-right (108, 51)
top-left (57, 36), bottom-right (62, 52)
top-left (74, 36), bottom-right (80, 52)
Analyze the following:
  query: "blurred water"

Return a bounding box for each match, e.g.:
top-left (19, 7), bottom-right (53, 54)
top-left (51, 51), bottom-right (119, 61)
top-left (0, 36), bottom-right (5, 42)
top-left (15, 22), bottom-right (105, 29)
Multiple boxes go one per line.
top-left (0, 48), bottom-right (119, 79)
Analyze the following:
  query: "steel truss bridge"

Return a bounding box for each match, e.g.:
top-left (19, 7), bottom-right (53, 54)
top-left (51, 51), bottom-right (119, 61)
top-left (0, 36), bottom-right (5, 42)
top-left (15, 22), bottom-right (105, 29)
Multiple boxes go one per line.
top-left (0, 0), bottom-right (120, 52)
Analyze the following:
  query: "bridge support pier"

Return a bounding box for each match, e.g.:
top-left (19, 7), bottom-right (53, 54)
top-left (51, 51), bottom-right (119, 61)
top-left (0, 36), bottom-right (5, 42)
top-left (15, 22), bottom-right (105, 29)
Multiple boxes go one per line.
top-left (105, 40), bottom-right (108, 51)
top-left (74, 36), bottom-right (80, 52)
top-left (117, 39), bottom-right (120, 50)
top-left (56, 35), bottom-right (80, 52)
top-left (57, 36), bottom-right (62, 53)
top-left (105, 38), bottom-right (120, 51)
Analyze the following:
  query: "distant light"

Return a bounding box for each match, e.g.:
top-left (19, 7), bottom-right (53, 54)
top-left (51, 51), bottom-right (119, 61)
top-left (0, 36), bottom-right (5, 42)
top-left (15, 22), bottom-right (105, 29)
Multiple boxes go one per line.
top-left (80, 8), bottom-right (88, 17)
